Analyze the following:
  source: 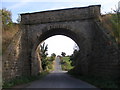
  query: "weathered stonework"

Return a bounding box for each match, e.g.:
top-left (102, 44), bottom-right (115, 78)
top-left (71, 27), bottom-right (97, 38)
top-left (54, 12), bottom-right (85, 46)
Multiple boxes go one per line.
top-left (2, 5), bottom-right (119, 82)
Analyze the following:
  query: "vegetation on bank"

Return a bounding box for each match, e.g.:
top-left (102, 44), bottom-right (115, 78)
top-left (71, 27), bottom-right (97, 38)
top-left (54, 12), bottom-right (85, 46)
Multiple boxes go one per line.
top-left (101, 9), bottom-right (120, 46)
top-left (2, 71), bottom-right (49, 88)
top-left (39, 42), bottom-right (56, 72)
top-left (1, 8), bottom-right (19, 54)
top-left (45, 56), bottom-right (55, 71)
top-left (68, 71), bottom-right (119, 88)
top-left (60, 56), bottom-right (74, 71)
top-left (45, 53), bottom-right (56, 72)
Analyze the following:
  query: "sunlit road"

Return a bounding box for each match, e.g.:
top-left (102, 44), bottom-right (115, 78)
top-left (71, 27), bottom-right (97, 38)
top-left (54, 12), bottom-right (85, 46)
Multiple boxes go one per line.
top-left (26, 57), bottom-right (98, 88)
top-left (53, 57), bottom-right (62, 72)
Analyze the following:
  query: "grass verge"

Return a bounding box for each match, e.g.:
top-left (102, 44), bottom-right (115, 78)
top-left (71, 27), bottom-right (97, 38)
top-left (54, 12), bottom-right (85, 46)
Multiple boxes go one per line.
top-left (68, 71), bottom-right (119, 89)
top-left (2, 71), bottom-right (49, 88)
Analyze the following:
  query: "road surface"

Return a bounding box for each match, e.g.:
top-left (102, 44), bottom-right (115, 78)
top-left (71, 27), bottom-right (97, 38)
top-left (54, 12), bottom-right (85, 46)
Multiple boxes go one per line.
top-left (53, 57), bottom-right (62, 72)
top-left (25, 57), bottom-right (97, 88)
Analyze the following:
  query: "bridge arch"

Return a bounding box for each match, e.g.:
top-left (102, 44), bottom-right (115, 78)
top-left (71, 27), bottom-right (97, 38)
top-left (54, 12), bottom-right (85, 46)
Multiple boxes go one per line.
top-left (34, 28), bottom-right (83, 52)
top-left (30, 27), bottom-right (90, 75)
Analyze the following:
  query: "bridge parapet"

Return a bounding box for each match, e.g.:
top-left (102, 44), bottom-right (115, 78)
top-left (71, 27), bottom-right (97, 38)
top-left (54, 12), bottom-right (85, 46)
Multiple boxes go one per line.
top-left (21, 5), bottom-right (101, 25)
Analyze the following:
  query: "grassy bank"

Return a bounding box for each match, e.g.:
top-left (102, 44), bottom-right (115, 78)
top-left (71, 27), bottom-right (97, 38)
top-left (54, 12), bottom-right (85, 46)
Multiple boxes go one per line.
top-left (68, 72), bottom-right (119, 88)
top-left (2, 71), bottom-right (49, 88)
top-left (2, 24), bottom-right (19, 54)
top-left (101, 14), bottom-right (120, 45)
top-left (60, 56), bottom-right (74, 71)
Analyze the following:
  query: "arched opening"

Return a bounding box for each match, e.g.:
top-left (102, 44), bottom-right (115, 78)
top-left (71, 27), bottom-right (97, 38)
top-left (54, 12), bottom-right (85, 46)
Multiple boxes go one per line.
top-left (39, 35), bottom-right (79, 72)
top-left (31, 28), bottom-right (86, 75)
top-left (35, 28), bottom-right (82, 51)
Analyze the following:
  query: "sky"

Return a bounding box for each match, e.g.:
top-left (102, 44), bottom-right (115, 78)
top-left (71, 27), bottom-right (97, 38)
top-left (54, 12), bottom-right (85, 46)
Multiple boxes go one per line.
top-left (1, 0), bottom-right (119, 56)
top-left (43, 35), bottom-right (79, 56)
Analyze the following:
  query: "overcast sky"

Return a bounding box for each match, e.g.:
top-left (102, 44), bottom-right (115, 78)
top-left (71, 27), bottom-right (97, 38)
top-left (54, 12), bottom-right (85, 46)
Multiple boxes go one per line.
top-left (1, 0), bottom-right (119, 56)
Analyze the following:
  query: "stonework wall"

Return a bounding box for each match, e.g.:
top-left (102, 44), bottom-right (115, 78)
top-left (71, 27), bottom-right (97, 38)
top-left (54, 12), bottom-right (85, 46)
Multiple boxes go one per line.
top-left (2, 31), bottom-right (22, 82)
top-left (88, 21), bottom-right (119, 79)
top-left (31, 46), bottom-right (43, 75)
top-left (21, 5), bottom-right (100, 25)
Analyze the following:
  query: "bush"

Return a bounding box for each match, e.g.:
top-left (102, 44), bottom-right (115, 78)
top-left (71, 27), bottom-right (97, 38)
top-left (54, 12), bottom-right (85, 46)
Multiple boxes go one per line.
top-left (60, 56), bottom-right (74, 71)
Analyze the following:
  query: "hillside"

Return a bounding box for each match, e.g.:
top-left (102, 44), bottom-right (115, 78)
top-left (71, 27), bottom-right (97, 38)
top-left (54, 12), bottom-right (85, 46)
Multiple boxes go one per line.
top-left (101, 13), bottom-right (120, 45)
top-left (2, 24), bottom-right (19, 54)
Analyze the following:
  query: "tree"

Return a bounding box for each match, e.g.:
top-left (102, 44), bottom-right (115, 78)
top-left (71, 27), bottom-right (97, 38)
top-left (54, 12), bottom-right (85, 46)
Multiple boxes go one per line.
top-left (70, 49), bottom-right (80, 66)
top-left (0, 8), bottom-right (12, 28)
top-left (50, 53), bottom-right (56, 61)
top-left (51, 53), bottom-right (56, 58)
top-left (40, 42), bottom-right (48, 58)
top-left (61, 52), bottom-right (66, 57)
top-left (39, 42), bottom-right (48, 70)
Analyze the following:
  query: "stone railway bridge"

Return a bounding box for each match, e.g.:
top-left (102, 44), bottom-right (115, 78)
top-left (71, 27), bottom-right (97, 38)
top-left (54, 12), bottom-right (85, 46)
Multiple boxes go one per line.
top-left (2, 5), bottom-right (119, 82)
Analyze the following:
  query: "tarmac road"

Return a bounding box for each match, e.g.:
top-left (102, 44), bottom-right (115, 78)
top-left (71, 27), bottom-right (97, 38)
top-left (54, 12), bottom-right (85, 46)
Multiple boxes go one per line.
top-left (26, 57), bottom-right (98, 88)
